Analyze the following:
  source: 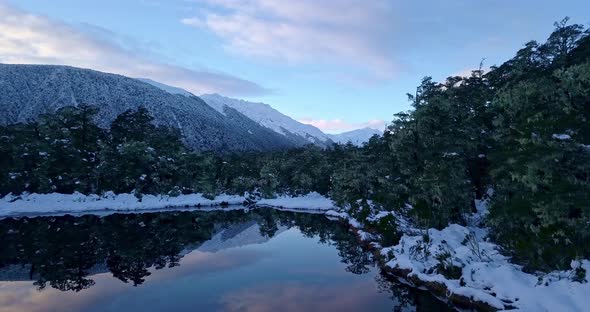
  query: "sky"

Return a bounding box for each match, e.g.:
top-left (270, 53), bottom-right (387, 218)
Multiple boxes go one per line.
top-left (0, 0), bottom-right (588, 134)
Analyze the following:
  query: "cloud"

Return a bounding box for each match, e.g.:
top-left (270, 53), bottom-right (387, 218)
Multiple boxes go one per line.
top-left (0, 3), bottom-right (268, 96)
top-left (298, 118), bottom-right (386, 134)
top-left (182, 0), bottom-right (397, 79)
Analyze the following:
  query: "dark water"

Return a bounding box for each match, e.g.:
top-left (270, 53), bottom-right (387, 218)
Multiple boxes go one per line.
top-left (0, 208), bottom-right (452, 312)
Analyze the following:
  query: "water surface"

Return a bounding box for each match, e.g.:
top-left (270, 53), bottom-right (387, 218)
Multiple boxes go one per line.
top-left (0, 209), bottom-right (452, 312)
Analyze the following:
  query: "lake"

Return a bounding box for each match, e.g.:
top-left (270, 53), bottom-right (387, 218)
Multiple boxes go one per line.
top-left (0, 208), bottom-right (452, 312)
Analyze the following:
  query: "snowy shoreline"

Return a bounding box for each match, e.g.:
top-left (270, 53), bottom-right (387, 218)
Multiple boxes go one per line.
top-left (0, 192), bottom-right (336, 217)
top-left (326, 201), bottom-right (590, 312)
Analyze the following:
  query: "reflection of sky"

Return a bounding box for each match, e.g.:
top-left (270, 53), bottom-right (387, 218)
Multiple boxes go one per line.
top-left (0, 227), bottom-right (395, 312)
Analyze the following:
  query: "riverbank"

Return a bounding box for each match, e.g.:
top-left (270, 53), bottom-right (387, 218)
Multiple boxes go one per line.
top-left (0, 192), bottom-right (335, 217)
top-left (326, 200), bottom-right (590, 311)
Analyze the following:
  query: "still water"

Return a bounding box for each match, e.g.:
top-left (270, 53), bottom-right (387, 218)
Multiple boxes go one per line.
top-left (0, 208), bottom-right (452, 312)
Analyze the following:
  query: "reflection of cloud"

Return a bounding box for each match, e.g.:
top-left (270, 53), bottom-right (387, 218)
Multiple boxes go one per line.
top-left (0, 249), bottom-right (268, 312)
top-left (219, 281), bottom-right (387, 312)
top-left (298, 118), bottom-right (386, 134)
top-left (148, 249), bottom-right (270, 282)
top-left (0, 3), bottom-right (268, 96)
top-left (0, 273), bottom-right (127, 312)
top-left (183, 0), bottom-right (397, 80)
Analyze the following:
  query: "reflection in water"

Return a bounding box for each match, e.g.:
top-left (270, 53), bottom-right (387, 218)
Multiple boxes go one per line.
top-left (0, 209), bottom-right (452, 312)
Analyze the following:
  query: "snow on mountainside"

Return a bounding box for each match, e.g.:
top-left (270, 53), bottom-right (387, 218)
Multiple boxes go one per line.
top-left (200, 94), bottom-right (332, 145)
top-left (137, 78), bottom-right (195, 97)
top-left (329, 127), bottom-right (382, 146)
top-left (0, 64), bottom-right (295, 151)
top-left (128, 82), bottom-right (380, 146)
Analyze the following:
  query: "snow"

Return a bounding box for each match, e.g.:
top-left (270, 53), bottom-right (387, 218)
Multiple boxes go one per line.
top-left (552, 133), bottom-right (572, 140)
top-left (0, 192), bottom-right (335, 217)
top-left (382, 228), bottom-right (590, 311)
top-left (256, 192), bottom-right (335, 211)
top-left (0, 192), bottom-right (245, 217)
top-left (200, 94), bottom-right (330, 144)
top-left (330, 198), bottom-right (590, 311)
top-left (367, 210), bottom-right (394, 222)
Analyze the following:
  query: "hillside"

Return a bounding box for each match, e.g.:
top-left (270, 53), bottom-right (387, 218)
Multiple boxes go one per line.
top-left (0, 64), bottom-right (294, 151)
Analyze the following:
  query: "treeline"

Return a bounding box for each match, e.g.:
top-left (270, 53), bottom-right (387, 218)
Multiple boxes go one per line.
top-left (1, 19), bottom-right (589, 271)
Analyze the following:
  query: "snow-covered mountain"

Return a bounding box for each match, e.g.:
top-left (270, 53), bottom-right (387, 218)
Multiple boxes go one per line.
top-left (328, 127), bottom-right (382, 146)
top-left (200, 94), bottom-right (332, 146)
top-left (0, 64), bottom-right (295, 151)
top-left (0, 64), bottom-right (379, 149)
top-left (130, 81), bottom-right (380, 146)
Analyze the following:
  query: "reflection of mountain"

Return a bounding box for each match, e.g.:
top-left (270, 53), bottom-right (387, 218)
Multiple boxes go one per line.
top-left (0, 220), bottom-right (286, 282)
top-left (0, 209), bottom-right (352, 291)
top-left (199, 221), bottom-right (288, 253)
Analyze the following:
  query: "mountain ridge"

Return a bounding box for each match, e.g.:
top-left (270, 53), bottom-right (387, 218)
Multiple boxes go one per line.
top-left (0, 63), bottom-right (294, 152)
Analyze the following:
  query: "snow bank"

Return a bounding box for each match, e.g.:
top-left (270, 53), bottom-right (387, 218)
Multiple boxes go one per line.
top-left (0, 192), bottom-right (336, 217)
top-left (0, 192), bottom-right (246, 216)
top-left (256, 192), bottom-right (335, 211)
top-left (326, 194), bottom-right (590, 311)
top-left (328, 197), bottom-right (590, 311)
top-left (384, 224), bottom-right (590, 311)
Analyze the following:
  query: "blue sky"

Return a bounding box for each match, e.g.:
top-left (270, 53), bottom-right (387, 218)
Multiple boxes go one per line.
top-left (1, 0), bottom-right (588, 133)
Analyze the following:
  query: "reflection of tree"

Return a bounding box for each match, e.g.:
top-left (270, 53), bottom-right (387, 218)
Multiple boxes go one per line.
top-left (256, 209), bottom-right (280, 238)
top-left (375, 272), bottom-right (455, 312)
top-left (0, 211), bottom-right (222, 290)
top-left (107, 256), bottom-right (151, 286)
top-left (337, 241), bottom-right (372, 275)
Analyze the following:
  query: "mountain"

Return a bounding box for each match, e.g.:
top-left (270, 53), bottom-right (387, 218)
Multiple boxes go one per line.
top-left (328, 127), bottom-right (382, 146)
top-left (0, 64), bottom-right (296, 152)
top-left (200, 94), bottom-right (332, 146)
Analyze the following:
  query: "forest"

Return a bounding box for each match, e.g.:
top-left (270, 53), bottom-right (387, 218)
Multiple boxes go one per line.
top-left (1, 19), bottom-right (588, 273)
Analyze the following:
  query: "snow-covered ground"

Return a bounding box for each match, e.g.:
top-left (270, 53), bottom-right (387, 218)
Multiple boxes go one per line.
top-left (0, 192), bottom-right (335, 217)
top-left (256, 192), bottom-right (335, 211)
top-left (327, 199), bottom-right (590, 311)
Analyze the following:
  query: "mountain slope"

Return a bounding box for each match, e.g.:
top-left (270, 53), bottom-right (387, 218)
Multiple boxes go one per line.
top-left (200, 94), bottom-right (332, 146)
top-left (0, 64), bottom-right (295, 151)
top-left (328, 128), bottom-right (382, 146)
